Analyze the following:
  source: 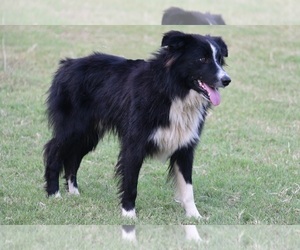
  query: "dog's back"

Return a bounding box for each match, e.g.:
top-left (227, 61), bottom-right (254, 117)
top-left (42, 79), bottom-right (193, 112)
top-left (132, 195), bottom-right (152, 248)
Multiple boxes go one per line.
top-left (47, 53), bottom-right (145, 136)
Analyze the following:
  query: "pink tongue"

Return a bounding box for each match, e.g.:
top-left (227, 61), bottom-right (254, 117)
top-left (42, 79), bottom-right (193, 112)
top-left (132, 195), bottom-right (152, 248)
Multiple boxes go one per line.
top-left (202, 83), bottom-right (221, 106)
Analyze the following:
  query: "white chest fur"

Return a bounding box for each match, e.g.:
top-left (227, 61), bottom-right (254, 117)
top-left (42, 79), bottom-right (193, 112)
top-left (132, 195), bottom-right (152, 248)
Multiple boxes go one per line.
top-left (150, 90), bottom-right (208, 161)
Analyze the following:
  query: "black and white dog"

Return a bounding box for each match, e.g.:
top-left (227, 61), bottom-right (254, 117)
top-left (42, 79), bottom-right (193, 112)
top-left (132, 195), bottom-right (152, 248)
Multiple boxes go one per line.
top-left (162, 7), bottom-right (226, 25)
top-left (44, 30), bottom-right (231, 218)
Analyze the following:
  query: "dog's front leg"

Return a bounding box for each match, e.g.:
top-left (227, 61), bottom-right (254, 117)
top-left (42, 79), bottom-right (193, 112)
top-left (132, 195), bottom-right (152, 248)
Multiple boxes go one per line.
top-left (170, 147), bottom-right (202, 218)
top-left (116, 147), bottom-right (144, 219)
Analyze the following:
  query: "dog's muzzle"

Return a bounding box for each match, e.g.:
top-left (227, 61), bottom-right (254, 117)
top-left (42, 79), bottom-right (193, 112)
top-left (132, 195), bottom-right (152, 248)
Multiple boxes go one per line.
top-left (221, 75), bottom-right (231, 87)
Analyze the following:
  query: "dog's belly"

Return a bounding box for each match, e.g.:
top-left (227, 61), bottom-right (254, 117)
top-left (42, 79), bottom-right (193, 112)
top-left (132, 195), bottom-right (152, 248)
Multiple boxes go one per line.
top-left (149, 90), bottom-right (208, 161)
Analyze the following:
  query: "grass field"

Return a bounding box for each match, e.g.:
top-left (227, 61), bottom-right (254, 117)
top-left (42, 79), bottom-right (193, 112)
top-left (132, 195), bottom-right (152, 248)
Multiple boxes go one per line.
top-left (0, 25), bottom-right (299, 225)
top-left (1, 0), bottom-right (300, 25)
top-left (1, 225), bottom-right (299, 249)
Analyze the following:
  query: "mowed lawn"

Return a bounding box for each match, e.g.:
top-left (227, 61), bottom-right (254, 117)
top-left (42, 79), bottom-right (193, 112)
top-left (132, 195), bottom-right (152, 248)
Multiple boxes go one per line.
top-left (0, 26), bottom-right (299, 224)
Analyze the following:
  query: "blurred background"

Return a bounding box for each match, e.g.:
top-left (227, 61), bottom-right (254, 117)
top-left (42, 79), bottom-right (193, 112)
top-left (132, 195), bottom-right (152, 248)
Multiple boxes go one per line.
top-left (1, 0), bottom-right (299, 25)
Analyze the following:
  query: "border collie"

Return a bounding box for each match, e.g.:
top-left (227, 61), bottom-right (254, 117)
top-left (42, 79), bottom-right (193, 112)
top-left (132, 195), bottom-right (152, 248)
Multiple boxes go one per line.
top-left (162, 7), bottom-right (226, 25)
top-left (44, 30), bottom-right (231, 218)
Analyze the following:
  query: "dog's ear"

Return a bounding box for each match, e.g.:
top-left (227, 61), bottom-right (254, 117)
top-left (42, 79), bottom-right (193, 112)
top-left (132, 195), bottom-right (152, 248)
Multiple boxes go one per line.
top-left (211, 37), bottom-right (228, 57)
top-left (161, 30), bottom-right (189, 50)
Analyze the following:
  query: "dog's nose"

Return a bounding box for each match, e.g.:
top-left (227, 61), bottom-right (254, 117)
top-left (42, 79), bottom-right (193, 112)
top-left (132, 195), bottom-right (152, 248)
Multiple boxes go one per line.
top-left (221, 75), bottom-right (231, 87)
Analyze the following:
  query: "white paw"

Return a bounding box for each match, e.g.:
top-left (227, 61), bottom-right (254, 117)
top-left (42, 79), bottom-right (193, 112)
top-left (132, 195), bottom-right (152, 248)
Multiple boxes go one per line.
top-left (68, 180), bottom-right (80, 195)
top-left (184, 225), bottom-right (202, 242)
top-left (121, 227), bottom-right (137, 243)
top-left (122, 208), bottom-right (136, 219)
top-left (53, 191), bottom-right (61, 198)
top-left (185, 204), bottom-right (202, 219)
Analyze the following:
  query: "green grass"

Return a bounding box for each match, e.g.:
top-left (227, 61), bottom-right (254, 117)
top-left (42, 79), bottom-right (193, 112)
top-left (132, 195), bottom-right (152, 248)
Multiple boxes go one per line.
top-left (1, 0), bottom-right (299, 25)
top-left (0, 26), bottom-right (299, 225)
top-left (1, 225), bottom-right (300, 249)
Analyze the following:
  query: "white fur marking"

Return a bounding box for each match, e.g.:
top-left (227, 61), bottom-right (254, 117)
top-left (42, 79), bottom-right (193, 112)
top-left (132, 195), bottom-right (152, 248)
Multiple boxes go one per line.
top-left (68, 179), bottom-right (80, 195)
top-left (174, 164), bottom-right (201, 218)
top-left (150, 90), bottom-right (207, 161)
top-left (209, 43), bottom-right (229, 81)
top-left (122, 208), bottom-right (136, 219)
top-left (183, 225), bottom-right (202, 241)
top-left (121, 227), bottom-right (137, 243)
top-left (54, 191), bottom-right (61, 198)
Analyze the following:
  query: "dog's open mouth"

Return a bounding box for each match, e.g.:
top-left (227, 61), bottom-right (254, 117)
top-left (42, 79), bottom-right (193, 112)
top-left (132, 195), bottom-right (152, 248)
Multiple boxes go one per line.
top-left (198, 80), bottom-right (221, 106)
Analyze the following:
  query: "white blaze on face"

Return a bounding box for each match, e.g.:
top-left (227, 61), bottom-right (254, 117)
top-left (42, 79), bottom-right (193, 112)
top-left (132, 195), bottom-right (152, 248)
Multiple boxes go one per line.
top-left (174, 164), bottom-right (202, 218)
top-left (209, 42), bottom-right (229, 82)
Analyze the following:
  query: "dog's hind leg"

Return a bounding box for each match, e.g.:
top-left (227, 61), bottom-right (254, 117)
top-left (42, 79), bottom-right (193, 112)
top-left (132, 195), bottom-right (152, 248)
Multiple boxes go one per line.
top-left (64, 131), bottom-right (101, 195)
top-left (169, 146), bottom-right (202, 218)
top-left (44, 138), bottom-right (64, 197)
top-left (64, 155), bottom-right (82, 195)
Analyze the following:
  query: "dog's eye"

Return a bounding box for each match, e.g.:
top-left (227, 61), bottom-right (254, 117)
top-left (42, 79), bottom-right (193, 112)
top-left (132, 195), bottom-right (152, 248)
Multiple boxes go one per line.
top-left (217, 55), bottom-right (224, 65)
top-left (220, 58), bottom-right (227, 66)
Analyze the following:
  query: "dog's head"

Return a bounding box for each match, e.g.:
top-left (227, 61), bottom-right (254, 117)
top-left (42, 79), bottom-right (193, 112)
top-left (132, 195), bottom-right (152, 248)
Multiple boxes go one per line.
top-left (161, 30), bottom-right (231, 106)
